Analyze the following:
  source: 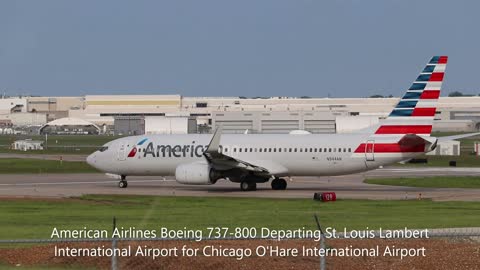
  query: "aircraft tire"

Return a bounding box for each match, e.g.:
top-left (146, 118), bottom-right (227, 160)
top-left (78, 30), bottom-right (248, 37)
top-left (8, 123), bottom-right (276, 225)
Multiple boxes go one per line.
top-left (118, 180), bottom-right (128, 188)
top-left (279, 178), bottom-right (287, 190)
top-left (272, 178), bottom-right (287, 190)
top-left (240, 181), bottom-right (256, 191)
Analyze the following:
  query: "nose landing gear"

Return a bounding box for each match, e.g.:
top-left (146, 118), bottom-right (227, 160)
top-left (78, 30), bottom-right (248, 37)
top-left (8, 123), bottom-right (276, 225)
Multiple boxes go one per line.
top-left (118, 175), bottom-right (128, 188)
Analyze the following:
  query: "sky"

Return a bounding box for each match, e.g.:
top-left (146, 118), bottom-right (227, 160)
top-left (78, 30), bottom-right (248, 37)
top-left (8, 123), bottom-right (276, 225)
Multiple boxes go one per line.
top-left (0, 0), bottom-right (479, 98)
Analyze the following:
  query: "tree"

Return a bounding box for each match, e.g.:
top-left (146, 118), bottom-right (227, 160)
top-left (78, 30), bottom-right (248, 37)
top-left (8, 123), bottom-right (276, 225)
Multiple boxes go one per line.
top-left (449, 91), bottom-right (474, 97)
top-left (448, 91), bottom-right (464, 97)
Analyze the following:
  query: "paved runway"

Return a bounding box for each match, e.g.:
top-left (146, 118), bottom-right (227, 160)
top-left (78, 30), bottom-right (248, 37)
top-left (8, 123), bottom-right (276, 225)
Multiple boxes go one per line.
top-left (0, 167), bottom-right (479, 201)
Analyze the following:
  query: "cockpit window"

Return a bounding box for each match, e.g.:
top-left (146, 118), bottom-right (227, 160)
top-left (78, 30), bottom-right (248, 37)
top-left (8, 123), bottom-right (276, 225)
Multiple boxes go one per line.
top-left (98, 146), bottom-right (108, 152)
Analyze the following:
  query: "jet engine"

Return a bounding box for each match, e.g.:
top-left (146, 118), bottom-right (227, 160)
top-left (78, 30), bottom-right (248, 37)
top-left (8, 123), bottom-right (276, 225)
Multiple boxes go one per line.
top-left (175, 163), bottom-right (222, 185)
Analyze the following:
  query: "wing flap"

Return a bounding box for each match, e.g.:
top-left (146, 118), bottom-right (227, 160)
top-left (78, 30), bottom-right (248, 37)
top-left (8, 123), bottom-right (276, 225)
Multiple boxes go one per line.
top-left (202, 126), bottom-right (286, 175)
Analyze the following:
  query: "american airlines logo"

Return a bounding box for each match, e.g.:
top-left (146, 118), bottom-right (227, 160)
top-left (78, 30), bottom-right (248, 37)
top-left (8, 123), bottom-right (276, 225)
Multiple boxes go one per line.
top-left (128, 140), bottom-right (208, 158)
top-left (127, 138), bottom-right (147, 158)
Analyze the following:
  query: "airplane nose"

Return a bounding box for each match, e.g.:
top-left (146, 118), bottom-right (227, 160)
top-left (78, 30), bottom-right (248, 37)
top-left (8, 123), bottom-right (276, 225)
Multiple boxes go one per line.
top-left (86, 153), bottom-right (96, 167)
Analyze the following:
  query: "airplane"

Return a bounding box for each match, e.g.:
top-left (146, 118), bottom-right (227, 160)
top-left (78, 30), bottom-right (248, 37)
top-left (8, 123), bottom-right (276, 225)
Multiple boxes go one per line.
top-left (86, 56), bottom-right (480, 191)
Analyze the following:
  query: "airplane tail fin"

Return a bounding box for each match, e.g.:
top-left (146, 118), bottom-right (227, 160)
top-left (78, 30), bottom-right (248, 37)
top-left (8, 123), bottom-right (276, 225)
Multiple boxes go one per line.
top-left (374, 56), bottom-right (448, 136)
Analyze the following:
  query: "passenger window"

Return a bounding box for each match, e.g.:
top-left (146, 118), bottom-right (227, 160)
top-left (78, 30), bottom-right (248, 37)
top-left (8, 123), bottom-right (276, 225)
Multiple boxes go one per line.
top-left (259, 148), bottom-right (263, 152)
top-left (239, 148), bottom-right (242, 152)
top-left (289, 148), bottom-right (292, 152)
top-left (274, 148), bottom-right (277, 152)
top-left (329, 148), bottom-right (332, 152)
top-left (305, 148), bottom-right (308, 152)
top-left (234, 148), bottom-right (237, 152)
top-left (279, 148), bottom-right (282, 152)
top-left (294, 148), bottom-right (297, 152)
top-left (343, 148), bottom-right (346, 152)
top-left (249, 148), bottom-right (253, 152)
top-left (300, 148), bottom-right (303, 152)
top-left (269, 148), bottom-right (272, 152)
top-left (319, 148), bottom-right (322, 152)
top-left (348, 148), bottom-right (352, 152)
top-left (225, 148), bottom-right (228, 152)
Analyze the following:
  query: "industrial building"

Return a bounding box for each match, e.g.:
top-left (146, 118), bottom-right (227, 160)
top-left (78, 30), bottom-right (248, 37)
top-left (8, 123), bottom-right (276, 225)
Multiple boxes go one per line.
top-left (1, 95), bottom-right (480, 135)
top-left (212, 111), bottom-right (345, 134)
top-left (12, 139), bottom-right (44, 151)
top-left (113, 115), bottom-right (197, 136)
top-left (426, 141), bottom-right (461, 156)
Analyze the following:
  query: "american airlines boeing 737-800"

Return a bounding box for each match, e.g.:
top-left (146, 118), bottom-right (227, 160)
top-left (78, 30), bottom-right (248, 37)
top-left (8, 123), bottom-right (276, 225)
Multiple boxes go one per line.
top-left (86, 56), bottom-right (479, 191)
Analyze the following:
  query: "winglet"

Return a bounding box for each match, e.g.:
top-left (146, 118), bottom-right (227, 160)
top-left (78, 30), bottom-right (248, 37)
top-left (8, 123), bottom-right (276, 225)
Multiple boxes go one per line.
top-left (205, 125), bottom-right (223, 154)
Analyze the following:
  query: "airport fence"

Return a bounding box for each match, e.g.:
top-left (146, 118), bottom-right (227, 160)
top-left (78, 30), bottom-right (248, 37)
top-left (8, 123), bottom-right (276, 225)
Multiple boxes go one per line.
top-left (1, 227), bottom-right (479, 270)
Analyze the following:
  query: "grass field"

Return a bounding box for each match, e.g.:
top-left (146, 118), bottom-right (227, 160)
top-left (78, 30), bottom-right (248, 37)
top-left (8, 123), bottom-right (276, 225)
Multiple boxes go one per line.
top-left (0, 135), bottom-right (122, 155)
top-left (1, 195), bottom-right (479, 239)
top-left (365, 176), bottom-right (480, 188)
top-left (0, 159), bottom-right (98, 174)
top-left (395, 154), bottom-right (480, 167)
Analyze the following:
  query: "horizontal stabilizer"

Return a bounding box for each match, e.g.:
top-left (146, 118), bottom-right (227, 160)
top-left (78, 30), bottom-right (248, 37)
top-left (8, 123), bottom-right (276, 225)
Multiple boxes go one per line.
top-left (437, 132), bottom-right (480, 142)
top-left (398, 134), bottom-right (436, 147)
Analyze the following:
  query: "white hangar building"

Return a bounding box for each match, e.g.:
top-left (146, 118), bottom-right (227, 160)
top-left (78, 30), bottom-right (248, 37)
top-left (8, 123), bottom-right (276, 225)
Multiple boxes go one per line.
top-left (3, 94), bottom-right (480, 134)
top-left (64, 95), bottom-right (480, 134)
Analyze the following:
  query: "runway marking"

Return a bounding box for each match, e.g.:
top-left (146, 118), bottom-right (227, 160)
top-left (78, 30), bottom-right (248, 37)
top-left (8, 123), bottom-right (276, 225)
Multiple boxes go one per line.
top-left (0, 179), bottom-right (176, 186)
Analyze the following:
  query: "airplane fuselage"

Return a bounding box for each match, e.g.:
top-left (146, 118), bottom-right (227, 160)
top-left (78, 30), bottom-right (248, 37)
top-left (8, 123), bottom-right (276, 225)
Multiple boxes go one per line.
top-left (87, 133), bottom-right (420, 177)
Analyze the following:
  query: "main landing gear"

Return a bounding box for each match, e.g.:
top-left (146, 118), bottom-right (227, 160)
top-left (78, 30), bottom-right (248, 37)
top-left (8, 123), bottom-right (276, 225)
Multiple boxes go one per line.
top-left (240, 181), bottom-right (257, 191)
top-left (239, 178), bottom-right (287, 191)
top-left (118, 175), bottom-right (128, 188)
top-left (271, 178), bottom-right (287, 190)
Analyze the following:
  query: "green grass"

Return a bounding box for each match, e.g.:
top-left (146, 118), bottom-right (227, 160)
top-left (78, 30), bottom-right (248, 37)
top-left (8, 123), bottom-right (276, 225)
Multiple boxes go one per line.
top-left (396, 154), bottom-right (480, 167)
top-left (0, 135), bottom-right (123, 155)
top-left (1, 195), bottom-right (479, 239)
top-left (0, 159), bottom-right (98, 174)
top-left (365, 176), bottom-right (480, 188)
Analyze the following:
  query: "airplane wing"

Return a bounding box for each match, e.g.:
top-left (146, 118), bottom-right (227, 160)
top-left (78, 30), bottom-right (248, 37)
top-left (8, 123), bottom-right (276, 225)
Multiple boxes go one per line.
top-left (436, 132), bottom-right (480, 142)
top-left (203, 127), bottom-right (286, 175)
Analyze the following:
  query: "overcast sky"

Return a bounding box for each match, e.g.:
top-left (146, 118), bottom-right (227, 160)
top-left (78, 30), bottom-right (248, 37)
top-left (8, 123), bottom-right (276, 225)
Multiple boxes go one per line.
top-left (0, 0), bottom-right (479, 98)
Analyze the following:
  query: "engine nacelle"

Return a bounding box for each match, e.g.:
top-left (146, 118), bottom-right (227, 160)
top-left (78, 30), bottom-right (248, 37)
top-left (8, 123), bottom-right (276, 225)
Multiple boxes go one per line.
top-left (175, 163), bottom-right (221, 185)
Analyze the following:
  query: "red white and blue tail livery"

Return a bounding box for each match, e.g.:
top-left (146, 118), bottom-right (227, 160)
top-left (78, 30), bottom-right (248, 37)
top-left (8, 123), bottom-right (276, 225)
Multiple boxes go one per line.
top-left (87, 56), bottom-right (480, 191)
top-left (380, 55), bottom-right (448, 135)
top-left (354, 56), bottom-right (449, 159)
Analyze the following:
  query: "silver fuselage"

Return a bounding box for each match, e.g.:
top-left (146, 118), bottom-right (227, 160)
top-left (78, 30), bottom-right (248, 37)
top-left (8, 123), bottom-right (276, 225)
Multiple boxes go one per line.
top-left (87, 133), bottom-right (421, 177)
